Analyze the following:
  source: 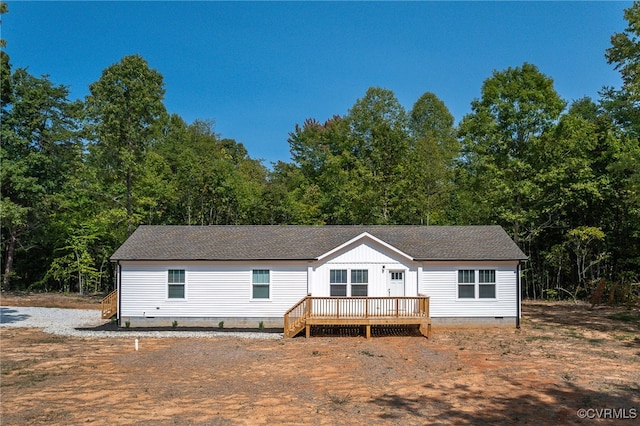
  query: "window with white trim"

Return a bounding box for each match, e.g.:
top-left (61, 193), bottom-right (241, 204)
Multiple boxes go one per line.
top-left (252, 270), bottom-right (270, 299)
top-left (330, 269), bottom-right (347, 297)
top-left (330, 269), bottom-right (369, 297)
top-left (168, 269), bottom-right (185, 299)
top-left (458, 270), bottom-right (475, 298)
top-left (478, 269), bottom-right (496, 298)
top-left (458, 269), bottom-right (496, 299)
top-left (350, 269), bottom-right (368, 297)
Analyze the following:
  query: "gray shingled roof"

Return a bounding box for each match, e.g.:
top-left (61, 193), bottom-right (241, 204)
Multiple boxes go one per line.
top-left (111, 225), bottom-right (527, 261)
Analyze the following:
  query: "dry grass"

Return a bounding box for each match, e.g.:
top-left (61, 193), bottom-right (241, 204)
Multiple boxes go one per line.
top-left (1, 291), bottom-right (102, 310)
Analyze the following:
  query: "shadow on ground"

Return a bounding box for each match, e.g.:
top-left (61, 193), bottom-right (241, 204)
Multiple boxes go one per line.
top-left (0, 307), bottom-right (30, 324)
top-left (524, 302), bottom-right (640, 334)
top-left (369, 377), bottom-right (640, 424)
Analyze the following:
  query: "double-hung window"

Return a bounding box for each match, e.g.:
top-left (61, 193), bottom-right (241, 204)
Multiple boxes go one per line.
top-left (252, 270), bottom-right (270, 299)
top-left (350, 269), bottom-right (368, 297)
top-left (168, 269), bottom-right (185, 299)
top-left (478, 270), bottom-right (496, 298)
top-left (330, 269), bottom-right (347, 297)
top-left (458, 270), bottom-right (475, 298)
top-left (458, 269), bottom-right (497, 299)
top-left (330, 269), bottom-right (368, 297)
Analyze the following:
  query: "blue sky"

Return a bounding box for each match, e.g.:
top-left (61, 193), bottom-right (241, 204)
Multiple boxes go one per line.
top-left (3, 1), bottom-right (632, 165)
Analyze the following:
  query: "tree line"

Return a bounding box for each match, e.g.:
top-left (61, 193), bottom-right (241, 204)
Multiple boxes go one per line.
top-left (2, 3), bottom-right (639, 304)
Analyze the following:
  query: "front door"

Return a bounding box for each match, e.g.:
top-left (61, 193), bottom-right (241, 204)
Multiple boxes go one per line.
top-left (387, 271), bottom-right (405, 297)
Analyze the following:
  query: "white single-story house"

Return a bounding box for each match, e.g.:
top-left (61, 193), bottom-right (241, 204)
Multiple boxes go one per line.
top-left (109, 225), bottom-right (527, 333)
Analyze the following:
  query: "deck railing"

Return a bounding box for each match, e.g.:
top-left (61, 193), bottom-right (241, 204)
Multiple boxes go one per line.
top-left (283, 294), bottom-right (311, 337)
top-left (101, 289), bottom-right (118, 319)
top-left (284, 295), bottom-right (430, 338)
top-left (309, 296), bottom-right (429, 319)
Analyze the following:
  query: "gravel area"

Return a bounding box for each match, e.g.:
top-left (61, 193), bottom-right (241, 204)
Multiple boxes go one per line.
top-left (0, 306), bottom-right (282, 339)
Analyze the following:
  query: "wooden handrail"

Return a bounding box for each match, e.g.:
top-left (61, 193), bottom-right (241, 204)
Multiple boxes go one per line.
top-left (101, 289), bottom-right (118, 319)
top-left (283, 294), bottom-right (311, 338)
top-left (283, 296), bottom-right (430, 338)
top-left (284, 293), bottom-right (311, 316)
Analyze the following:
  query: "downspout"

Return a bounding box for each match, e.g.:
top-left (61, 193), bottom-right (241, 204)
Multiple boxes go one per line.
top-left (117, 262), bottom-right (122, 327)
top-left (516, 262), bottom-right (521, 329)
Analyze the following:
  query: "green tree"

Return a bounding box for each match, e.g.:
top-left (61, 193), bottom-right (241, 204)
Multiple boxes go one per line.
top-left (606, 2), bottom-right (640, 105)
top-left (43, 158), bottom-right (118, 293)
top-left (0, 2), bottom-right (8, 48)
top-left (601, 2), bottom-right (640, 298)
top-left (405, 92), bottom-right (459, 225)
top-left (458, 63), bottom-right (567, 298)
top-left (85, 55), bottom-right (167, 234)
top-left (263, 161), bottom-right (324, 224)
top-left (1, 55), bottom-right (82, 290)
top-left (346, 87), bottom-right (410, 223)
top-left (154, 118), bottom-right (267, 225)
top-left (458, 63), bottom-right (566, 243)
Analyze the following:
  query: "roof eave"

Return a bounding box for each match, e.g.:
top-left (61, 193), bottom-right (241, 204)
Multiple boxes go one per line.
top-left (413, 257), bottom-right (528, 262)
top-left (111, 257), bottom-right (318, 262)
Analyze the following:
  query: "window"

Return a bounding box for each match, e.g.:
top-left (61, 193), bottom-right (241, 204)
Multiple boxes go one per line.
top-left (252, 270), bottom-right (270, 299)
top-left (458, 270), bottom-right (475, 298)
top-left (168, 269), bottom-right (185, 299)
top-left (330, 269), bottom-right (347, 297)
top-left (458, 269), bottom-right (497, 299)
top-left (351, 269), bottom-right (368, 297)
top-left (330, 269), bottom-right (369, 297)
top-left (479, 270), bottom-right (496, 298)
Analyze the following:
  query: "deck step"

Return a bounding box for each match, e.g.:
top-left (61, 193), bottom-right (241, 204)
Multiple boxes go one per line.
top-left (101, 290), bottom-right (118, 320)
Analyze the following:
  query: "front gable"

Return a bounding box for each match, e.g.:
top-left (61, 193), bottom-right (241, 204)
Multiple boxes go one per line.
top-left (309, 233), bottom-right (419, 298)
top-left (316, 232), bottom-right (414, 263)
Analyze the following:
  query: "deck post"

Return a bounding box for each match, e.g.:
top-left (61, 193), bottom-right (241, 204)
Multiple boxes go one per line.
top-left (305, 293), bottom-right (312, 317)
top-left (305, 324), bottom-right (310, 338)
top-left (284, 313), bottom-right (289, 337)
top-left (365, 325), bottom-right (371, 339)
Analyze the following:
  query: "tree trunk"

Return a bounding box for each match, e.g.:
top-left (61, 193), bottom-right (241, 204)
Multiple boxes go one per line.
top-left (2, 228), bottom-right (17, 290)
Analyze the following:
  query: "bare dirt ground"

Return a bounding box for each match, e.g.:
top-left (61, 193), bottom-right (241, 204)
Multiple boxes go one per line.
top-left (0, 292), bottom-right (103, 310)
top-left (1, 294), bottom-right (639, 425)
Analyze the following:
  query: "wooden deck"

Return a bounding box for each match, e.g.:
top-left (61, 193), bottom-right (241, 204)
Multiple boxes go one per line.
top-left (101, 290), bottom-right (118, 319)
top-left (284, 295), bottom-right (431, 339)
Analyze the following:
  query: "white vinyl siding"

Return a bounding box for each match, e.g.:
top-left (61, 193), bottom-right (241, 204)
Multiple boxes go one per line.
top-left (420, 262), bottom-right (519, 318)
top-left (120, 261), bottom-right (307, 319)
top-left (313, 238), bottom-right (417, 298)
top-left (118, 245), bottom-right (519, 323)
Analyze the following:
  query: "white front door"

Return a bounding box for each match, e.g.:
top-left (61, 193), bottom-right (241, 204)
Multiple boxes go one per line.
top-left (387, 271), bottom-right (405, 297)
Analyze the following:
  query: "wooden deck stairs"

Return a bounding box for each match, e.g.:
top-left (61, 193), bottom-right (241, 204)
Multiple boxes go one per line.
top-left (101, 290), bottom-right (118, 319)
top-left (284, 295), bottom-right (431, 339)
